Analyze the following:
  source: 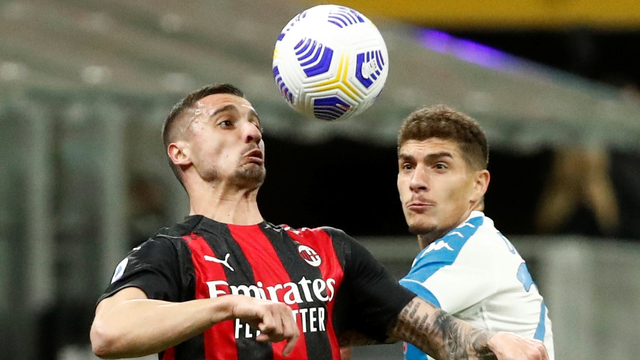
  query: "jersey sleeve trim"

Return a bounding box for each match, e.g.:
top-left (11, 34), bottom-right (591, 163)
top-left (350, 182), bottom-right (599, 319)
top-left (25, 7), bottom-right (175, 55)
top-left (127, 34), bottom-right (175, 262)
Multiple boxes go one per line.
top-left (96, 283), bottom-right (150, 304)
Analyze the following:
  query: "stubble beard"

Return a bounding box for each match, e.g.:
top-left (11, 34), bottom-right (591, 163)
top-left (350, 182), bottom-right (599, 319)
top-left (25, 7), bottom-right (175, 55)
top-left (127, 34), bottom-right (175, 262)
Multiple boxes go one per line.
top-left (234, 165), bottom-right (266, 190)
top-left (408, 223), bottom-right (437, 236)
top-left (406, 213), bottom-right (442, 240)
top-left (408, 218), bottom-right (452, 247)
top-left (199, 163), bottom-right (266, 190)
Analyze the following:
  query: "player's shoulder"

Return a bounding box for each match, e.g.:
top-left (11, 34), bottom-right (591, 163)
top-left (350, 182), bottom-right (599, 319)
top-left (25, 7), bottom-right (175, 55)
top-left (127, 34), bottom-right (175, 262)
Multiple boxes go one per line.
top-left (467, 214), bottom-right (516, 249)
top-left (450, 213), bottom-right (523, 264)
top-left (152, 216), bottom-right (201, 239)
top-left (439, 212), bottom-right (487, 246)
top-left (276, 223), bottom-right (340, 235)
top-left (138, 216), bottom-right (203, 253)
top-left (276, 223), bottom-right (352, 243)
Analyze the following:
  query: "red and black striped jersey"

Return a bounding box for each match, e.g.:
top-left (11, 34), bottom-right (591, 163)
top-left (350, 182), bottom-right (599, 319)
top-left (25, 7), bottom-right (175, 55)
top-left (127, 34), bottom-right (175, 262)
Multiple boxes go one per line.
top-left (100, 215), bottom-right (415, 360)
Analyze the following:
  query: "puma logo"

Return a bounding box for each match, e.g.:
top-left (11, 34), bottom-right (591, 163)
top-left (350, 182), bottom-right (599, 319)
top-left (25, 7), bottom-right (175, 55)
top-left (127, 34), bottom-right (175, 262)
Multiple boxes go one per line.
top-left (204, 253), bottom-right (235, 272)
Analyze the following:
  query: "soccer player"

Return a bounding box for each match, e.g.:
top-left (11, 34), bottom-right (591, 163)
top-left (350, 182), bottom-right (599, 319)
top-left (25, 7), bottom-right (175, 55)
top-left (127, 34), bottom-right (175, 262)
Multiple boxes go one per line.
top-left (90, 84), bottom-right (548, 360)
top-left (396, 105), bottom-right (555, 360)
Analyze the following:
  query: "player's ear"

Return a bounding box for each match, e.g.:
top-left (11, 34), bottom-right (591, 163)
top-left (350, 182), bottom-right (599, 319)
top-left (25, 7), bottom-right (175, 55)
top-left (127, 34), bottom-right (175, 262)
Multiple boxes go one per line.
top-left (168, 141), bottom-right (192, 167)
top-left (471, 169), bottom-right (490, 202)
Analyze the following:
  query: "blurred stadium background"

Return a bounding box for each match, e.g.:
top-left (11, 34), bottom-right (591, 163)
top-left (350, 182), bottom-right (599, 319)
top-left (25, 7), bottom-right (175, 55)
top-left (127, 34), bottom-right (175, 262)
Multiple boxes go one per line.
top-left (2, 0), bottom-right (640, 359)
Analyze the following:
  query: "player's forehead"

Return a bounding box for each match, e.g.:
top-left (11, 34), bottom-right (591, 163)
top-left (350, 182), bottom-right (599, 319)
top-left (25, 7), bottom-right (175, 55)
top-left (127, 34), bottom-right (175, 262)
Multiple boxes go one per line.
top-left (398, 138), bottom-right (463, 159)
top-left (194, 93), bottom-right (257, 117)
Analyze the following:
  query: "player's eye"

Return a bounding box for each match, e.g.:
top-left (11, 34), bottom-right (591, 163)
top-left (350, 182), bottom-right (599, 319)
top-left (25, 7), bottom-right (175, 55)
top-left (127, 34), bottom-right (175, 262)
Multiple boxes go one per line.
top-left (434, 162), bottom-right (448, 170)
top-left (401, 162), bottom-right (414, 170)
top-left (218, 119), bottom-right (233, 128)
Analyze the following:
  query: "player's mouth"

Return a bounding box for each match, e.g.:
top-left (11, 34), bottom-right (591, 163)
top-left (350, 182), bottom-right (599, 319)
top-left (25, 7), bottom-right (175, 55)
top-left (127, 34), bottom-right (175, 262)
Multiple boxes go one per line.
top-left (244, 149), bottom-right (264, 165)
top-left (407, 200), bottom-right (435, 213)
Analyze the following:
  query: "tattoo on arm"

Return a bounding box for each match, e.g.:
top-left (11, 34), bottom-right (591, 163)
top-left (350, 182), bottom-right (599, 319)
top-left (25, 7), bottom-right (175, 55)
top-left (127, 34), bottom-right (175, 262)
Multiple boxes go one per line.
top-left (389, 297), bottom-right (497, 360)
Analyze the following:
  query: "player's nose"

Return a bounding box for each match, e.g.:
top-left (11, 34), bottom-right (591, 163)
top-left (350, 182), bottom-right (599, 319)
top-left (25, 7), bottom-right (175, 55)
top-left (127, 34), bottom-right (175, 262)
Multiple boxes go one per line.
top-left (242, 121), bottom-right (262, 144)
top-left (409, 165), bottom-right (429, 192)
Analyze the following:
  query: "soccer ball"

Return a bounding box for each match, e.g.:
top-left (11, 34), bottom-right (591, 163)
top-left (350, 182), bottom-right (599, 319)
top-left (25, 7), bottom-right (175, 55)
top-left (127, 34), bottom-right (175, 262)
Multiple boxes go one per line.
top-left (273, 5), bottom-right (388, 121)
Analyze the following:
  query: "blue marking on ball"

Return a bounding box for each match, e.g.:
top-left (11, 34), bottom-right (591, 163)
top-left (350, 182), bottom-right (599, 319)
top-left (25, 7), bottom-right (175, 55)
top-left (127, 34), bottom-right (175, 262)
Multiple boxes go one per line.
top-left (294, 38), bottom-right (334, 77)
top-left (313, 96), bottom-right (351, 120)
top-left (327, 7), bottom-right (365, 28)
top-left (273, 66), bottom-right (293, 104)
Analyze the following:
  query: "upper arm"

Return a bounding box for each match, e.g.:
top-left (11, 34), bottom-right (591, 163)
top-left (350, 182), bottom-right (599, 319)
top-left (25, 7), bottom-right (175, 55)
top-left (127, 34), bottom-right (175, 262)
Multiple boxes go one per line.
top-left (98, 236), bottom-right (192, 305)
top-left (95, 287), bottom-right (148, 320)
top-left (325, 228), bottom-right (415, 342)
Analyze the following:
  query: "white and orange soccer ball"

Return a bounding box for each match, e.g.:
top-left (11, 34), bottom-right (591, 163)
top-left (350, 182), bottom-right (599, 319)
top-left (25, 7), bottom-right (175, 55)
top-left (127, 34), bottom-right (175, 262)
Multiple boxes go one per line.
top-left (273, 5), bottom-right (389, 121)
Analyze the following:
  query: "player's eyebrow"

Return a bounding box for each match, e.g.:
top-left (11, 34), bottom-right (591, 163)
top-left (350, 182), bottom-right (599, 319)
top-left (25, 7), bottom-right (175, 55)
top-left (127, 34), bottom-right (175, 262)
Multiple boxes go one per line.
top-left (398, 151), bottom-right (454, 162)
top-left (209, 104), bottom-right (238, 119)
top-left (210, 104), bottom-right (261, 126)
top-left (398, 153), bottom-right (415, 162)
top-left (424, 151), bottom-right (453, 162)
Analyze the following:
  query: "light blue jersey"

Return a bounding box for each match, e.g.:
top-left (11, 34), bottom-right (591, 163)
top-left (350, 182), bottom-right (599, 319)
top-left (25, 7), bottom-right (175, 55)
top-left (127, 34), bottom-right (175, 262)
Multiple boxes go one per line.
top-left (399, 211), bottom-right (554, 360)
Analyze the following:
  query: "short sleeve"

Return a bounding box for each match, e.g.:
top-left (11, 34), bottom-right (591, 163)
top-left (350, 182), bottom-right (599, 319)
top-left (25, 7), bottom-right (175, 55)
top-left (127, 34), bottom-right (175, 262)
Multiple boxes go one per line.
top-left (97, 236), bottom-right (193, 304)
top-left (324, 228), bottom-right (415, 342)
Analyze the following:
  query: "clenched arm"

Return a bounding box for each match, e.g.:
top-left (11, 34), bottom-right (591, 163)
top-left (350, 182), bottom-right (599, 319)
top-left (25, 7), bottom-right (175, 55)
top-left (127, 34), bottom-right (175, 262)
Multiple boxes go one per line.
top-left (90, 287), bottom-right (299, 359)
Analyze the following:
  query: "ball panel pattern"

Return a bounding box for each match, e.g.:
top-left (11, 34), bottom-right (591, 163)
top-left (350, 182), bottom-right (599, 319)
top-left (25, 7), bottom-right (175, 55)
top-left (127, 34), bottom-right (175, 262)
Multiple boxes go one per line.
top-left (305, 54), bottom-right (364, 103)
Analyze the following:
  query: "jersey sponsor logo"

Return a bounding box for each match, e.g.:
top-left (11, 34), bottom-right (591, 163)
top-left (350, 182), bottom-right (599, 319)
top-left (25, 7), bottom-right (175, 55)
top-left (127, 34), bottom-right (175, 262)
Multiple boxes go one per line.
top-left (423, 240), bottom-right (453, 254)
top-left (204, 253), bottom-right (235, 271)
top-left (207, 277), bottom-right (335, 338)
top-left (234, 306), bottom-right (327, 339)
top-left (297, 244), bottom-right (322, 267)
top-left (111, 257), bottom-right (128, 284)
top-left (206, 277), bottom-right (336, 304)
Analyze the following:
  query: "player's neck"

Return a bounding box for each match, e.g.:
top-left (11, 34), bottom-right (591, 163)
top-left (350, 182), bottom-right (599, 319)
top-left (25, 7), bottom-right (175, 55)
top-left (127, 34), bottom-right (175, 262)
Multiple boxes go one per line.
top-left (417, 231), bottom-right (447, 249)
top-left (187, 181), bottom-right (263, 225)
top-left (417, 207), bottom-right (481, 249)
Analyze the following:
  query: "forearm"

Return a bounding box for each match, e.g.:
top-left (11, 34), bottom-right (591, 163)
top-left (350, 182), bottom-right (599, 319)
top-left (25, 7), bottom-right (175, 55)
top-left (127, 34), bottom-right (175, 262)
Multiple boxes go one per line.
top-left (91, 295), bottom-right (235, 358)
top-left (388, 297), bottom-right (496, 360)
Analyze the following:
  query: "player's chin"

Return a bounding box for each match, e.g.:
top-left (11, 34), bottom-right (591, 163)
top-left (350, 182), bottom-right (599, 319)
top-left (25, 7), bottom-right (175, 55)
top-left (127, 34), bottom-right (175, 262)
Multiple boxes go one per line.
top-left (235, 166), bottom-right (266, 187)
top-left (407, 221), bottom-right (437, 236)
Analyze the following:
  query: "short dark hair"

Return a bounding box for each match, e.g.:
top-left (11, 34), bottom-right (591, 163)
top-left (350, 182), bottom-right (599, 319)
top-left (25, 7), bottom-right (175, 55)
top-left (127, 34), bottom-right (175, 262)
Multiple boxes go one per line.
top-left (161, 84), bottom-right (245, 184)
top-left (397, 105), bottom-right (488, 170)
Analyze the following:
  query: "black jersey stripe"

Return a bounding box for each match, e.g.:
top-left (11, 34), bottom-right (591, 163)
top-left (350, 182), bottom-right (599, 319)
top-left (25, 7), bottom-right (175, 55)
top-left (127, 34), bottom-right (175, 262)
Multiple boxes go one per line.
top-left (196, 219), bottom-right (273, 360)
top-left (162, 219), bottom-right (206, 360)
top-left (259, 223), bottom-right (333, 360)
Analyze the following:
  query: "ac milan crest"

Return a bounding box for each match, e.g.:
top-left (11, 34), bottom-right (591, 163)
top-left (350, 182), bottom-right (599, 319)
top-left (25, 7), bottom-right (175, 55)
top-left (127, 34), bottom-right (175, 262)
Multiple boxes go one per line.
top-left (297, 244), bottom-right (322, 267)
